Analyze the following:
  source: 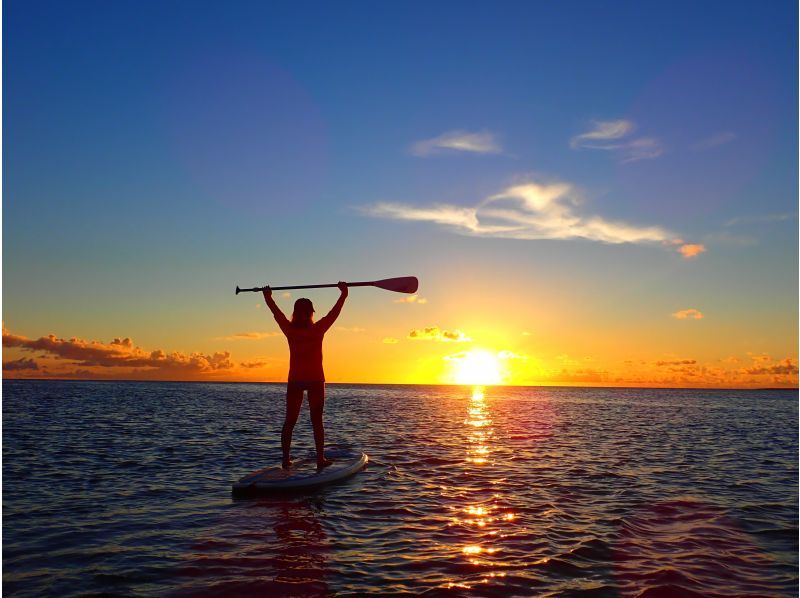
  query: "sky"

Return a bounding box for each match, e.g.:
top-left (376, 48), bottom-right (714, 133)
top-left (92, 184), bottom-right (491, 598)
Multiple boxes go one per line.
top-left (3, 0), bottom-right (798, 387)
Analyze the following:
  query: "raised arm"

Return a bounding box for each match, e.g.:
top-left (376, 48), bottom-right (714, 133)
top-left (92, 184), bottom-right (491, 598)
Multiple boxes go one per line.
top-left (317, 281), bottom-right (348, 332)
top-left (262, 286), bottom-right (291, 334)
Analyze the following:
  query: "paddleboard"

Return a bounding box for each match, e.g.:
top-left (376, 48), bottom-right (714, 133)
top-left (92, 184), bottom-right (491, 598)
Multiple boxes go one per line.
top-left (232, 447), bottom-right (368, 496)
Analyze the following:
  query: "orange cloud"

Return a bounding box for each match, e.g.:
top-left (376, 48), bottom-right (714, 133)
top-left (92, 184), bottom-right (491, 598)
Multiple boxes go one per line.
top-left (240, 357), bottom-right (279, 369)
top-left (220, 331), bottom-right (281, 341)
top-left (382, 337), bottom-right (399, 344)
top-left (534, 354), bottom-right (797, 388)
top-left (743, 358), bottom-right (798, 376)
top-left (672, 309), bottom-right (704, 320)
top-left (3, 328), bottom-right (234, 379)
top-left (554, 368), bottom-right (611, 383)
top-left (408, 326), bottom-right (470, 342)
top-left (3, 357), bottom-right (38, 371)
top-left (677, 243), bottom-right (707, 258)
top-left (394, 294), bottom-right (428, 304)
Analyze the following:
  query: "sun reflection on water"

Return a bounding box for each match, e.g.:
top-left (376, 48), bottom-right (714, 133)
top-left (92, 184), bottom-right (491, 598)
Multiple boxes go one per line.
top-left (465, 386), bottom-right (493, 464)
top-left (448, 385), bottom-right (518, 588)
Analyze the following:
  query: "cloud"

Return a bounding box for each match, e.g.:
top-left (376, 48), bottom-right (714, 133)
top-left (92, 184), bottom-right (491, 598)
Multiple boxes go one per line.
top-left (3, 328), bottom-right (234, 376)
top-left (672, 309), bottom-right (704, 320)
top-left (570, 119), bottom-right (634, 145)
top-left (3, 357), bottom-right (39, 371)
top-left (692, 131), bottom-right (736, 150)
top-left (554, 368), bottom-right (611, 383)
top-left (411, 130), bottom-right (501, 156)
top-left (394, 294), bottom-right (428, 304)
top-left (743, 358), bottom-right (798, 376)
top-left (498, 350), bottom-right (528, 361)
top-left (219, 331), bottom-right (282, 341)
top-left (555, 353), bottom-right (580, 366)
top-left (617, 137), bottom-right (663, 163)
top-left (240, 357), bottom-right (279, 369)
top-left (570, 119), bottom-right (663, 162)
top-left (677, 243), bottom-right (706, 258)
top-left (281, 292), bottom-right (292, 299)
top-left (363, 178), bottom-right (675, 246)
top-left (538, 354), bottom-right (798, 388)
top-left (724, 213), bottom-right (795, 227)
top-left (382, 337), bottom-right (399, 344)
top-left (408, 326), bottom-right (471, 342)
top-left (656, 359), bottom-right (697, 366)
top-left (665, 239), bottom-right (708, 259)
top-left (747, 352), bottom-right (773, 364)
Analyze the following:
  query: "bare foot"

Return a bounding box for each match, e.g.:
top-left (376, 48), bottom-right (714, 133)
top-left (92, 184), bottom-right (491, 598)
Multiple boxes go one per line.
top-left (282, 459), bottom-right (293, 470)
top-left (317, 458), bottom-right (333, 470)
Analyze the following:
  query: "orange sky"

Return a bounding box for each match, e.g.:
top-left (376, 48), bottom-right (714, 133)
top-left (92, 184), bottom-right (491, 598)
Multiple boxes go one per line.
top-left (3, 314), bottom-right (797, 388)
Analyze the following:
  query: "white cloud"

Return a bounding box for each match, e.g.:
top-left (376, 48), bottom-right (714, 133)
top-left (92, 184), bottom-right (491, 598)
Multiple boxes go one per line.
top-left (724, 212), bottom-right (795, 227)
top-left (618, 137), bottom-right (663, 163)
top-left (411, 130), bottom-right (501, 156)
top-left (498, 350), bottom-right (528, 361)
top-left (362, 178), bottom-right (674, 245)
top-left (570, 119), bottom-right (634, 147)
top-left (692, 131), bottom-right (737, 150)
top-left (570, 119), bottom-right (663, 163)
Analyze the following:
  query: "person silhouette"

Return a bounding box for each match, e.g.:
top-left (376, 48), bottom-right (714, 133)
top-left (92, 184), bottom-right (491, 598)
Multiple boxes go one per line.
top-left (263, 282), bottom-right (348, 469)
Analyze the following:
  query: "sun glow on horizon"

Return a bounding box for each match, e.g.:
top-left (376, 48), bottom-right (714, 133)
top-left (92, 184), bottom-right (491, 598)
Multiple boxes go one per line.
top-left (450, 349), bottom-right (503, 385)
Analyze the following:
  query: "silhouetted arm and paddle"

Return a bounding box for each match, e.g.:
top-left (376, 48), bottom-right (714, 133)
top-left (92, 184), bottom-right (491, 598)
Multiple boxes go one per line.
top-left (262, 286), bottom-right (291, 335)
top-left (237, 276), bottom-right (418, 295)
top-left (317, 282), bottom-right (348, 332)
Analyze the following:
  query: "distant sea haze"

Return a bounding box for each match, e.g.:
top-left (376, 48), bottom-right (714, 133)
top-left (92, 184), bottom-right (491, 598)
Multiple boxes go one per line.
top-left (3, 380), bottom-right (797, 595)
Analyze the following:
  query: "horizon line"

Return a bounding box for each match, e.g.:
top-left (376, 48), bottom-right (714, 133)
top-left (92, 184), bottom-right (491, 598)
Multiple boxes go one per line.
top-left (3, 378), bottom-right (797, 392)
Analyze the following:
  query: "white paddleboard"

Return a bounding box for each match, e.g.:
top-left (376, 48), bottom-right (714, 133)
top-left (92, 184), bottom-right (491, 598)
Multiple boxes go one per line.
top-left (232, 447), bottom-right (368, 496)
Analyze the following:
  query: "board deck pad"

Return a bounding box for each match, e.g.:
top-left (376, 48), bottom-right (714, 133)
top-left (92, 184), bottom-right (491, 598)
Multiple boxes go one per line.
top-left (232, 447), bottom-right (368, 496)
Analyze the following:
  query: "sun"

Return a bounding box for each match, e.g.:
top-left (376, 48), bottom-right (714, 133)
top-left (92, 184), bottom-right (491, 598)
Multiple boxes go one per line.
top-left (451, 349), bottom-right (503, 385)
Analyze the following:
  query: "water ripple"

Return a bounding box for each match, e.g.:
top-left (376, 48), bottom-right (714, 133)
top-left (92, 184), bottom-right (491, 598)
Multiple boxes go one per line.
top-left (3, 380), bottom-right (797, 596)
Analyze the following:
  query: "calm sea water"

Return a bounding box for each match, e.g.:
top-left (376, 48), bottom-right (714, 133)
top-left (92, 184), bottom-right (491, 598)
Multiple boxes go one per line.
top-left (3, 380), bottom-right (797, 596)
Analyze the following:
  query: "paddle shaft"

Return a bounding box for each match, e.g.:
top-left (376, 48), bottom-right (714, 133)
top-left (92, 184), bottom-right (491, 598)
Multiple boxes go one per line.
top-left (237, 281), bottom-right (373, 293)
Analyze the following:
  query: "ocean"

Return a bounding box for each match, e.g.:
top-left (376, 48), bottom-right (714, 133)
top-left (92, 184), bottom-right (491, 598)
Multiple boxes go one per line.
top-left (3, 380), bottom-right (797, 596)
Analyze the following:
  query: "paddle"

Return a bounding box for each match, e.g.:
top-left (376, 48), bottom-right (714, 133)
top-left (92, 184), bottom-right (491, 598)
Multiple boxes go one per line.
top-left (235, 276), bottom-right (418, 295)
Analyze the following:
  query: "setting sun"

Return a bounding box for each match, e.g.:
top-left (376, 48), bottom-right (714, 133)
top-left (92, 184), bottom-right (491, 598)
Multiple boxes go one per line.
top-left (451, 349), bottom-right (503, 385)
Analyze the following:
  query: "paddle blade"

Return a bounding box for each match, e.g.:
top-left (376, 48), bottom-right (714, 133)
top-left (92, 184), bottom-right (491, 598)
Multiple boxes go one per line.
top-left (372, 276), bottom-right (418, 294)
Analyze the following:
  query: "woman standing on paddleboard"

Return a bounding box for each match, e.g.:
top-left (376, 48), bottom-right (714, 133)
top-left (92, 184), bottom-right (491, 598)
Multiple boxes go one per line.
top-left (263, 282), bottom-right (348, 470)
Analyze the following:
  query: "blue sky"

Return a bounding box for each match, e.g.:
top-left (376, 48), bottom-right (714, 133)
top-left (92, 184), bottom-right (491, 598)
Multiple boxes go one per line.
top-left (3, 0), bottom-right (798, 385)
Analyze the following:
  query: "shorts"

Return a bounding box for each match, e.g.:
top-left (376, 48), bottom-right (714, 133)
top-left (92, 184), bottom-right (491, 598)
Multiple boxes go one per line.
top-left (287, 381), bottom-right (325, 394)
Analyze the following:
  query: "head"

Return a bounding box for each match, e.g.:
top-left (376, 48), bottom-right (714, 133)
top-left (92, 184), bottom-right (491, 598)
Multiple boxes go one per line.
top-left (291, 298), bottom-right (315, 327)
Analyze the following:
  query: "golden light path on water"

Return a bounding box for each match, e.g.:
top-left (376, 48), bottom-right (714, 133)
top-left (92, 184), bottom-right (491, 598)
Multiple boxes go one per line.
top-left (446, 385), bottom-right (515, 590)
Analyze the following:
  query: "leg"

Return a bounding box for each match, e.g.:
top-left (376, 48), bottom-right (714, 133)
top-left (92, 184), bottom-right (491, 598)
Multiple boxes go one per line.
top-left (308, 383), bottom-right (332, 468)
top-left (282, 383), bottom-right (304, 468)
